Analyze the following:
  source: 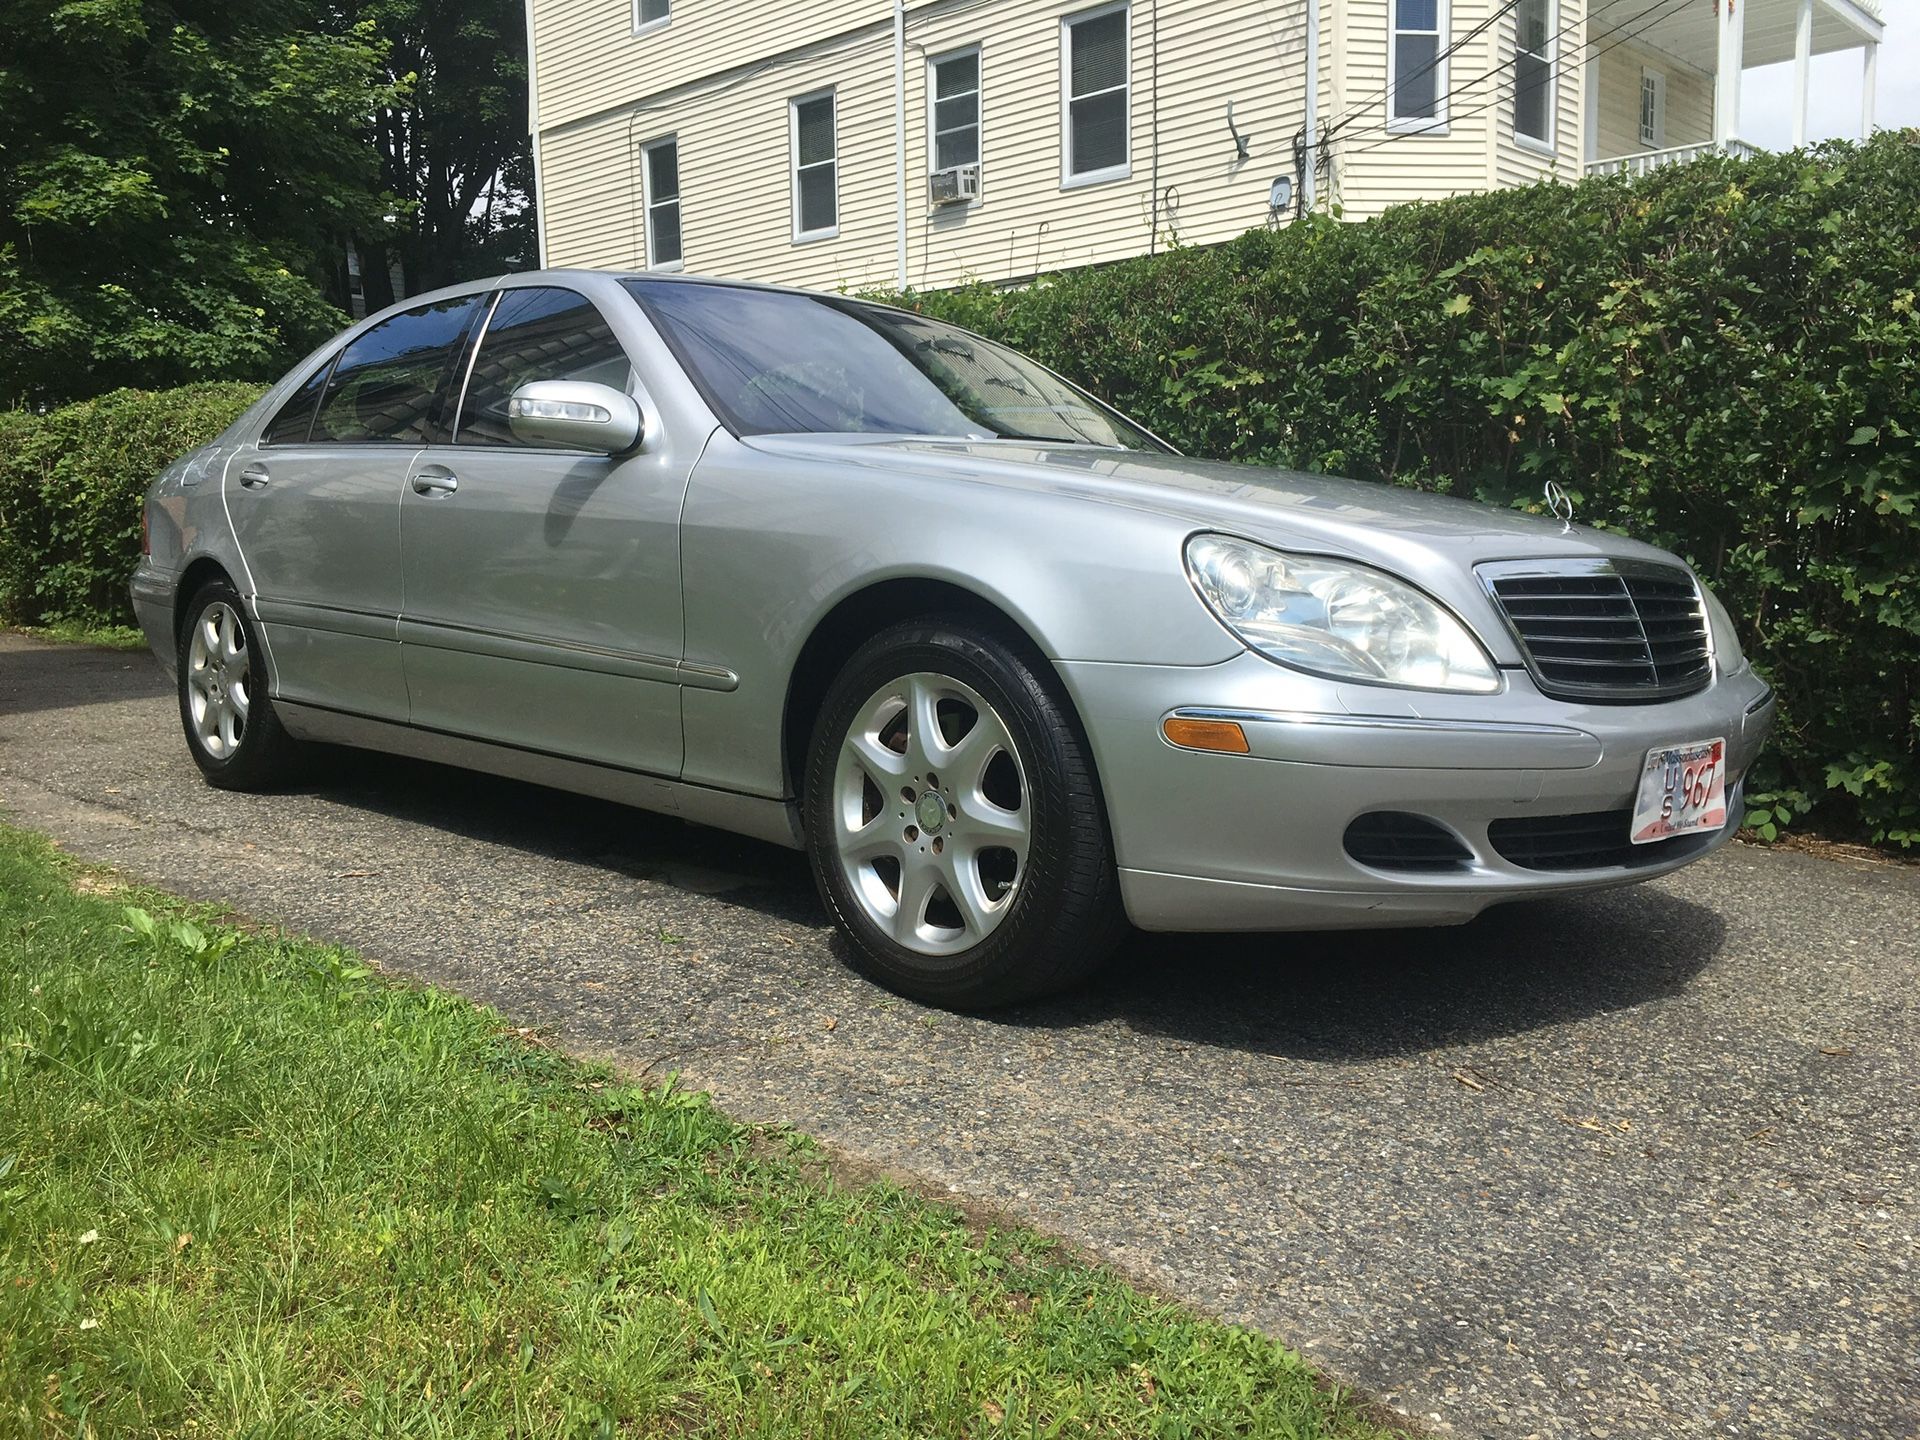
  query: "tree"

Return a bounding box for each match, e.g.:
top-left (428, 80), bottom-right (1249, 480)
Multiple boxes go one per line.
top-left (345, 0), bottom-right (535, 311)
top-left (0, 0), bottom-right (403, 405)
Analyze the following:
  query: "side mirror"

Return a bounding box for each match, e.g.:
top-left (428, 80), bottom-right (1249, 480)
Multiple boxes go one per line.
top-left (506, 380), bottom-right (643, 454)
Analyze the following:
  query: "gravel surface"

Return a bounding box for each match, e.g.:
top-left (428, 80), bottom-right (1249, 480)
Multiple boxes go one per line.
top-left (3, 631), bottom-right (1916, 1440)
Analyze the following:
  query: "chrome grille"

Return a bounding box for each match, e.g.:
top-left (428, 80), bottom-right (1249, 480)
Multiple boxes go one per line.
top-left (1479, 559), bottom-right (1712, 702)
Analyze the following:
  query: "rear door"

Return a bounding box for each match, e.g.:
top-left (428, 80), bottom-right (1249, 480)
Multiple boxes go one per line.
top-left (225, 294), bottom-right (482, 720)
top-left (397, 284), bottom-right (690, 778)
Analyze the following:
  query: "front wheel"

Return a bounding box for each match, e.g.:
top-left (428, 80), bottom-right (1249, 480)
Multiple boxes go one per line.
top-left (803, 619), bottom-right (1125, 1010)
top-left (177, 582), bottom-right (305, 790)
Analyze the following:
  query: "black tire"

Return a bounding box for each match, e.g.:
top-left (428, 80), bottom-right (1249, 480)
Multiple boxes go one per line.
top-left (803, 617), bottom-right (1126, 1010)
top-left (176, 581), bottom-right (305, 790)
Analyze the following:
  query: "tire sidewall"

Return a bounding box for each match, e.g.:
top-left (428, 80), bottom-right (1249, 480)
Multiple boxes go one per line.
top-left (803, 620), bottom-right (1091, 1004)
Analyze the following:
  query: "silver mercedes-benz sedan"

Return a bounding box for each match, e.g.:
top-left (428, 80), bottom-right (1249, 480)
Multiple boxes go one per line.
top-left (133, 270), bottom-right (1774, 1008)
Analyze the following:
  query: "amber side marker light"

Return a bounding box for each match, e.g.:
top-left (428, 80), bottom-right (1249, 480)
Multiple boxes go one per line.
top-left (1161, 716), bottom-right (1251, 754)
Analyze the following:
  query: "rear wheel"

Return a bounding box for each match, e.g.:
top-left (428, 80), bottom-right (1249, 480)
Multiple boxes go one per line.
top-left (804, 618), bottom-right (1125, 1010)
top-left (177, 582), bottom-right (304, 790)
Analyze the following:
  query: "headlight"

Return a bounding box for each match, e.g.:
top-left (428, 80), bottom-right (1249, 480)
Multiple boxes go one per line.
top-left (1184, 534), bottom-right (1501, 693)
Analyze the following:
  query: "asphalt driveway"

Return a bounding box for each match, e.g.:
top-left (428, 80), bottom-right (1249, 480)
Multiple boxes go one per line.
top-left (2, 632), bottom-right (1915, 1440)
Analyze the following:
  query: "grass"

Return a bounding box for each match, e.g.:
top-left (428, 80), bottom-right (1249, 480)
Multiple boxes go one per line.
top-left (11, 620), bottom-right (148, 650)
top-left (0, 826), bottom-right (1401, 1439)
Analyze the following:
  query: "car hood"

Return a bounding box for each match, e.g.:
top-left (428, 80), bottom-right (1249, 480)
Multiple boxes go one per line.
top-left (741, 434), bottom-right (1686, 577)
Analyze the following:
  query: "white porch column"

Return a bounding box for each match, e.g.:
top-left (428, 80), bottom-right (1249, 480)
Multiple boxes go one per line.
top-left (1862, 40), bottom-right (1879, 138)
top-left (1713, 0), bottom-right (1744, 146)
top-left (1791, 0), bottom-right (1812, 147)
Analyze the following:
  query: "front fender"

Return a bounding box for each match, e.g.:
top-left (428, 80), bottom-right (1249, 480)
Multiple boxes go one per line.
top-left (676, 432), bottom-right (1239, 797)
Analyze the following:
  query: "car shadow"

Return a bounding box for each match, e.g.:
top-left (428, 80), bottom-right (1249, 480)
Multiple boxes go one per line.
top-left (1007, 884), bottom-right (1727, 1062)
top-left (298, 747), bottom-right (1725, 1061)
top-left (0, 642), bottom-right (172, 716)
top-left (308, 747), bottom-right (824, 928)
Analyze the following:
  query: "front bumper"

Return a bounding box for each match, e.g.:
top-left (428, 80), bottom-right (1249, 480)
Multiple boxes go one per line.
top-left (1059, 651), bottom-right (1776, 932)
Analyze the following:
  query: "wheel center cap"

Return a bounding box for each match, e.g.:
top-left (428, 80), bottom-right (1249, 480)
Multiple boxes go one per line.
top-left (915, 791), bottom-right (947, 834)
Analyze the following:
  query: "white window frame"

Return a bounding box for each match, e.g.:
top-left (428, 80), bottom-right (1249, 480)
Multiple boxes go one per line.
top-left (1387, 0), bottom-right (1450, 136)
top-left (928, 43), bottom-right (983, 194)
top-left (1639, 67), bottom-right (1666, 150)
top-left (789, 88), bottom-right (839, 243)
top-left (631, 0), bottom-right (669, 38)
top-left (1512, 0), bottom-right (1556, 154)
top-left (640, 135), bottom-right (682, 272)
top-left (1060, 1), bottom-right (1131, 188)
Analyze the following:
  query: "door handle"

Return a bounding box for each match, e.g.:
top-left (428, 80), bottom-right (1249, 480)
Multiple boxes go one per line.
top-left (411, 467), bottom-right (458, 496)
top-left (238, 464), bottom-right (270, 489)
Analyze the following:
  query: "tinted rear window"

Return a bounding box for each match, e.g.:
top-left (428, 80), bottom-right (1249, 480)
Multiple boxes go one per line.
top-left (310, 295), bottom-right (481, 444)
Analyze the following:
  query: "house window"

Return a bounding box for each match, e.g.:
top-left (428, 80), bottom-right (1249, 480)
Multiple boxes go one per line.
top-left (1513, 0), bottom-right (1553, 146)
top-left (641, 137), bottom-right (681, 268)
top-left (791, 91), bottom-right (838, 241)
top-left (1639, 69), bottom-right (1666, 149)
top-left (1062, 3), bottom-right (1129, 184)
top-left (930, 48), bottom-right (981, 171)
top-left (633, 0), bottom-right (668, 33)
top-left (1389, 0), bottom-right (1447, 131)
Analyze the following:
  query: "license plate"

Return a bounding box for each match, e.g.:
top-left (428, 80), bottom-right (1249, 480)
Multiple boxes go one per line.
top-left (1631, 737), bottom-right (1728, 844)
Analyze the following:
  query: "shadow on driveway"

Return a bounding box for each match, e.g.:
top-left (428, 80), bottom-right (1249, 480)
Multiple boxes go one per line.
top-left (1027, 886), bottom-right (1724, 1061)
top-left (296, 745), bottom-right (1725, 1064)
top-left (0, 642), bottom-right (170, 716)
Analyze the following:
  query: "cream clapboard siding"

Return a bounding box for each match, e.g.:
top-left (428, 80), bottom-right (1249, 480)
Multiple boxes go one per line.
top-left (900, 0), bottom-right (1310, 288)
top-left (533, 0), bottom-right (1727, 286)
top-left (533, 0), bottom-right (888, 132)
top-left (1325, 0), bottom-right (1503, 222)
top-left (1490, 0), bottom-right (1586, 191)
top-left (546, 0), bottom-right (1315, 288)
top-left (1592, 40), bottom-right (1713, 161)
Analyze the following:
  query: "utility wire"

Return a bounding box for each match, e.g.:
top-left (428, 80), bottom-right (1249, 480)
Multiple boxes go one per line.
top-left (1335, 0), bottom-right (1690, 156)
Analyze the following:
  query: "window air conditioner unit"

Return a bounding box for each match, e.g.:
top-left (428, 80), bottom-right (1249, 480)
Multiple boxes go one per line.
top-left (928, 163), bottom-right (980, 206)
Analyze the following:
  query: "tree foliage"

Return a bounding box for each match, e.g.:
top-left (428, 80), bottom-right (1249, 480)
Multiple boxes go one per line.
top-left (0, 0), bottom-right (534, 406)
top-left (900, 136), bottom-right (1920, 845)
top-left (0, 0), bottom-right (404, 404)
top-left (343, 0), bottom-right (536, 311)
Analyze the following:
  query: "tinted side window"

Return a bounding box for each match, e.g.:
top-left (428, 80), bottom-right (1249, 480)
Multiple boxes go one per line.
top-left (455, 288), bottom-right (633, 446)
top-left (310, 295), bottom-right (481, 444)
top-left (261, 357), bottom-right (334, 446)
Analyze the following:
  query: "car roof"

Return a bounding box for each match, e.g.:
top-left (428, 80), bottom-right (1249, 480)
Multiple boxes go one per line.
top-left (378, 268), bottom-right (913, 331)
top-left (515, 267), bottom-right (902, 306)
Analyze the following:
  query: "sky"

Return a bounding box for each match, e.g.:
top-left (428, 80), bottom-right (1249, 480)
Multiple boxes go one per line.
top-left (1741, 2), bottom-right (1919, 147)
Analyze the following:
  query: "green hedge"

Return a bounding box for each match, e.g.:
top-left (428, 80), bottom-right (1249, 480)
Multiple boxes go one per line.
top-left (0, 384), bottom-right (262, 634)
top-left (898, 134), bottom-right (1920, 847)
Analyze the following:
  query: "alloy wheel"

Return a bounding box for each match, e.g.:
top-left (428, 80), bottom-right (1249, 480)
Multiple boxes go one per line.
top-left (831, 671), bottom-right (1030, 957)
top-left (186, 600), bottom-right (252, 760)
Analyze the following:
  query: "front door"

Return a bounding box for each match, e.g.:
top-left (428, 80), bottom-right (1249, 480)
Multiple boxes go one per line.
top-left (397, 285), bottom-right (689, 778)
top-left (225, 294), bottom-right (482, 721)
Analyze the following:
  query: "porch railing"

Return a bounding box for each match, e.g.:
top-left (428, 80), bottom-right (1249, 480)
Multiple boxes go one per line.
top-left (1585, 137), bottom-right (1760, 178)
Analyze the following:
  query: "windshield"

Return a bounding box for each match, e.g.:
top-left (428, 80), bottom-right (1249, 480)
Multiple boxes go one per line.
top-left (623, 280), bottom-right (1165, 451)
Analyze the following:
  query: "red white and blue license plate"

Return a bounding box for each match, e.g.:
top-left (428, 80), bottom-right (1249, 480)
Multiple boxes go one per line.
top-left (1631, 737), bottom-right (1728, 844)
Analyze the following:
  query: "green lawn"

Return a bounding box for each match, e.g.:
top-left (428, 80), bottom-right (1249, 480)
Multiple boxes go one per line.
top-left (0, 826), bottom-right (1401, 1438)
top-left (11, 621), bottom-right (148, 651)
